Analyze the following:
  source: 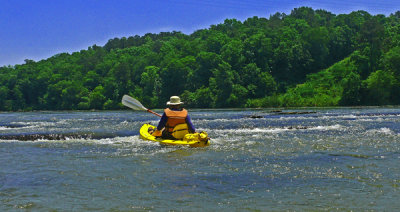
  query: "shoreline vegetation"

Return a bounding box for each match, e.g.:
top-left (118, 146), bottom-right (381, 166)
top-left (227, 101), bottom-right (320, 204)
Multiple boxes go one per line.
top-left (1, 7), bottom-right (400, 111)
top-left (2, 105), bottom-right (399, 114)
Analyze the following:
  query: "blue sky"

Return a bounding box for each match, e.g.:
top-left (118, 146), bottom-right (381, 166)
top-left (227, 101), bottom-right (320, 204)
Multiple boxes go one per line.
top-left (1, 0), bottom-right (399, 66)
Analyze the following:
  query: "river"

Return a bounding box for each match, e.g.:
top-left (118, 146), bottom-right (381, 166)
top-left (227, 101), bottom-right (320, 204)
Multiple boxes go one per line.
top-left (1, 108), bottom-right (400, 211)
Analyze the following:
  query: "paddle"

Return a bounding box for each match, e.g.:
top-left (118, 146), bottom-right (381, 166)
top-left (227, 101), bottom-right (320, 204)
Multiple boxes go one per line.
top-left (121, 95), bottom-right (162, 117)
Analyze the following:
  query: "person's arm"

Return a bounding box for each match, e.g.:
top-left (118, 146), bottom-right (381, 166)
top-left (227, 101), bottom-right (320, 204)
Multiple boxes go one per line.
top-left (157, 113), bottom-right (168, 131)
top-left (152, 113), bottom-right (167, 137)
top-left (186, 115), bottom-right (196, 133)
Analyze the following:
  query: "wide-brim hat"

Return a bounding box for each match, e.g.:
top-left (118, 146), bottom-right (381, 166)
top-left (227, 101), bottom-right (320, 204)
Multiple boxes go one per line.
top-left (167, 96), bottom-right (184, 105)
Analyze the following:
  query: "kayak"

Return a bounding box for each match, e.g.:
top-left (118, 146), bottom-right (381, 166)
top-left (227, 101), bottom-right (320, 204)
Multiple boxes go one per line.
top-left (139, 123), bottom-right (210, 147)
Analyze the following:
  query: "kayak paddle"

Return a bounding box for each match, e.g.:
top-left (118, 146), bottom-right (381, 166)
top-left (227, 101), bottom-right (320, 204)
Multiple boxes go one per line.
top-left (121, 95), bottom-right (162, 117)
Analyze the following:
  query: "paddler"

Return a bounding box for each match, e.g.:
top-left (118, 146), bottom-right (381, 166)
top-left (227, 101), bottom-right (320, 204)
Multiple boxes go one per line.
top-left (151, 96), bottom-right (196, 140)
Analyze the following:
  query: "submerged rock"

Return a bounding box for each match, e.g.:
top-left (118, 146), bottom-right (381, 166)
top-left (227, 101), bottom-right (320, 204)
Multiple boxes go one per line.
top-left (0, 132), bottom-right (122, 141)
top-left (246, 115), bottom-right (264, 119)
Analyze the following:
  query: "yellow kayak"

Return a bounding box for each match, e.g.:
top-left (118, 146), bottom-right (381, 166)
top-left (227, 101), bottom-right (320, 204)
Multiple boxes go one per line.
top-left (139, 124), bottom-right (210, 147)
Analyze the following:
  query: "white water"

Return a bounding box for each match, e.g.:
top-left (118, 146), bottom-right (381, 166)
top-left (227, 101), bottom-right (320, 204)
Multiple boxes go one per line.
top-left (1, 108), bottom-right (400, 211)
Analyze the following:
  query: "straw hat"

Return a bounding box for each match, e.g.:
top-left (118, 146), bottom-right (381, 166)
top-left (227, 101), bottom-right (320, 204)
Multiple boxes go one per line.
top-left (167, 96), bottom-right (183, 105)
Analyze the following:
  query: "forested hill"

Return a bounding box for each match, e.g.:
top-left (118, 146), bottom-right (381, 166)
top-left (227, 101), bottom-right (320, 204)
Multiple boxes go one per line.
top-left (1, 7), bottom-right (400, 111)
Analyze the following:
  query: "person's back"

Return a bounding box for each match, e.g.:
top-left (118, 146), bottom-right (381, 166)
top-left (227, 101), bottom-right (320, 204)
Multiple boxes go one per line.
top-left (152, 96), bottom-right (195, 139)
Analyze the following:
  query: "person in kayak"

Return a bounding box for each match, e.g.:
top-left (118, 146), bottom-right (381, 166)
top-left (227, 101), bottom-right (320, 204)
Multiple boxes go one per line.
top-left (151, 96), bottom-right (196, 140)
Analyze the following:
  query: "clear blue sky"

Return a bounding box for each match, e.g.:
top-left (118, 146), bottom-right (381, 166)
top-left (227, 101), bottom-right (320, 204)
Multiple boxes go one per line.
top-left (1, 0), bottom-right (399, 66)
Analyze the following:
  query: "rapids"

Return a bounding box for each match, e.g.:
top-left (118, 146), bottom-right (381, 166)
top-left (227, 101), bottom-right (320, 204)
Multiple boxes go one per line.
top-left (1, 108), bottom-right (400, 210)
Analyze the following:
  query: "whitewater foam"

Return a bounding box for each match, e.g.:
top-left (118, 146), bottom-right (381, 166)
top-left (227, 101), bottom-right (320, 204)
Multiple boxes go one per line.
top-left (204, 124), bottom-right (343, 135)
top-left (367, 127), bottom-right (395, 135)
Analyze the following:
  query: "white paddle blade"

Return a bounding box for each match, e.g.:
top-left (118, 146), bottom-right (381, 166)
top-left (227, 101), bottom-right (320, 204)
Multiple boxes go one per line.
top-left (122, 95), bottom-right (147, 111)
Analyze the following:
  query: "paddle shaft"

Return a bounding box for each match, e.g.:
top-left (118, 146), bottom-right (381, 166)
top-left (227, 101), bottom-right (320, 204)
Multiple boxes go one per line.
top-left (147, 109), bottom-right (162, 117)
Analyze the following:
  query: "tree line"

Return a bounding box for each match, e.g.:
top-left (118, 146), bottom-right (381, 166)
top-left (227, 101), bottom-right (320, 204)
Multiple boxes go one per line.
top-left (1, 7), bottom-right (400, 111)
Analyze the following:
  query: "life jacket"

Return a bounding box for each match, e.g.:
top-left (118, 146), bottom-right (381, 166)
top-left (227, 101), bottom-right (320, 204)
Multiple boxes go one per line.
top-left (164, 108), bottom-right (189, 139)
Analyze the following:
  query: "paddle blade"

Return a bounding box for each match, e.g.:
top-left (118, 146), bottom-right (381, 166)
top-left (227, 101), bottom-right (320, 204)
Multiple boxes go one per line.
top-left (122, 95), bottom-right (147, 111)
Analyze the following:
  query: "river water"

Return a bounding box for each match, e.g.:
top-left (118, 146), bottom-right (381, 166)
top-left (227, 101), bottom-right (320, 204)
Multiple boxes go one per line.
top-left (1, 108), bottom-right (399, 211)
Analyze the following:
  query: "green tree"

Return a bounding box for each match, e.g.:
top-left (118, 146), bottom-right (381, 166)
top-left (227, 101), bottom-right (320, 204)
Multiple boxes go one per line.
top-left (362, 70), bottom-right (397, 105)
top-left (189, 52), bottom-right (222, 91)
top-left (339, 71), bottom-right (362, 105)
top-left (383, 46), bottom-right (400, 78)
top-left (160, 57), bottom-right (192, 100)
top-left (303, 26), bottom-right (330, 70)
top-left (243, 32), bottom-right (273, 71)
top-left (210, 62), bottom-right (234, 107)
top-left (0, 86), bottom-right (9, 110)
top-left (240, 63), bottom-right (276, 98)
top-left (358, 17), bottom-right (385, 76)
top-left (89, 85), bottom-right (106, 109)
top-left (205, 31), bottom-right (229, 54)
top-left (140, 66), bottom-right (161, 107)
top-left (221, 39), bottom-right (245, 71)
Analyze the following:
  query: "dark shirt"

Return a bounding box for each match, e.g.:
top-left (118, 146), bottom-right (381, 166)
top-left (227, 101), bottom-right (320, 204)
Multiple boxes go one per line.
top-left (156, 108), bottom-right (195, 133)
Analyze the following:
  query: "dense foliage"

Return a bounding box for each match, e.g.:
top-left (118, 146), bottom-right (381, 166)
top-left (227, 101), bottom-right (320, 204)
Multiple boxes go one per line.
top-left (1, 7), bottom-right (400, 111)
